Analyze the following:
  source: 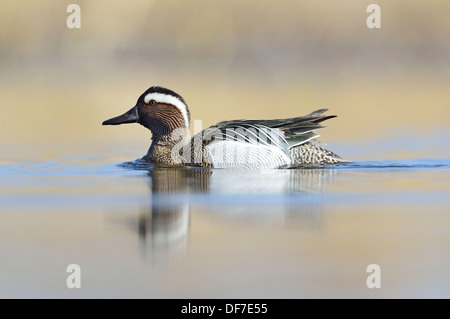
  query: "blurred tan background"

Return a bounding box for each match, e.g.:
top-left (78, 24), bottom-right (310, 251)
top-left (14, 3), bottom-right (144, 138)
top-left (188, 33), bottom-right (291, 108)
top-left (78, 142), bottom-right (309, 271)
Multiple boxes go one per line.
top-left (1, 0), bottom-right (449, 160)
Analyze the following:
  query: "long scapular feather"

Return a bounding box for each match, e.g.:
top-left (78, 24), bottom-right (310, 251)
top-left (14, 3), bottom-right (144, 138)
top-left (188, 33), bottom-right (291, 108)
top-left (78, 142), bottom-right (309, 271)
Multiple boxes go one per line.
top-left (210, 109), bottom-right (336, 148)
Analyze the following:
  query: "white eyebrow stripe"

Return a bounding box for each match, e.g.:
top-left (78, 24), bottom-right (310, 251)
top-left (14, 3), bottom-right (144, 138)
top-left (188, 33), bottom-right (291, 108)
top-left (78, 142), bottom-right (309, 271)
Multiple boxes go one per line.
top-left (144, 92), bottom-right (189, 127)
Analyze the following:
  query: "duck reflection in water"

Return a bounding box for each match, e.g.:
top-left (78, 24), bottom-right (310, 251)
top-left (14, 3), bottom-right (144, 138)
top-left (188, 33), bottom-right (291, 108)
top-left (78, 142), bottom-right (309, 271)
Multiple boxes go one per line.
top-left (135, 165), bottom-right (338, 263)
top-left (137, 167), bottom-right (209, 263)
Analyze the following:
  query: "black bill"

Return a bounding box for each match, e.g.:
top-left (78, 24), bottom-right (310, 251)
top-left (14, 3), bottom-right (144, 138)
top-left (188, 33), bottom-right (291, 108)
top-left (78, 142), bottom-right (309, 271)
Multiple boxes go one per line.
top-left (102, 106), bottom-right (139, 125)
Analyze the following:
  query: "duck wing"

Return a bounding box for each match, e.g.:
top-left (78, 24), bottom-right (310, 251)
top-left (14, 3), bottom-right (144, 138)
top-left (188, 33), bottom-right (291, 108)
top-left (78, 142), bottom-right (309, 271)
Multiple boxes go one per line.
top-left (193, 109), bottom-right (336, 168)
top-left (210, 109), bottom-right (335, 148)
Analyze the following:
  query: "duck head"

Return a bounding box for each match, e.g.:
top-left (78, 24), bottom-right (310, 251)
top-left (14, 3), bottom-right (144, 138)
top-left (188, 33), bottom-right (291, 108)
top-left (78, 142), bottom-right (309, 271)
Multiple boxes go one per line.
top-left (102, 86), bottom-right (191, 137)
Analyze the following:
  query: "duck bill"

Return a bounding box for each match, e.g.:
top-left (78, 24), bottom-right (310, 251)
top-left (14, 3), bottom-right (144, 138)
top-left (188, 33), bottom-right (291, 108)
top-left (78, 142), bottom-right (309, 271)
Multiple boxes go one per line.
top-left (102, 106), bottom-right (139, 125)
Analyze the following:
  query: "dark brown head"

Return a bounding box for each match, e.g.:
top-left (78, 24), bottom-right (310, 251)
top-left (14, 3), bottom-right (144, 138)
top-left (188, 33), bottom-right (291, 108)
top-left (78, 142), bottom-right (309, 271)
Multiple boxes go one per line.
top-left (102, 86), bottom-right (190, 137)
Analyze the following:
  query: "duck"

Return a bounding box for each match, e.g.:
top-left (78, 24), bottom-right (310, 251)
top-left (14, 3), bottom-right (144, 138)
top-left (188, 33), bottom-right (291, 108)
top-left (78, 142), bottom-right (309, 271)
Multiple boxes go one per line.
top-left (102, 86), bottom-right (346, 168)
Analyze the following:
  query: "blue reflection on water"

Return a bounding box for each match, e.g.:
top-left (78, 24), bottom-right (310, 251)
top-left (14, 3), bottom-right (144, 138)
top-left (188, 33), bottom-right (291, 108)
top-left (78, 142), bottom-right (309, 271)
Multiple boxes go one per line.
top-left (0, 158), bottom-right (449, 213)
top-left (336, 159), bottom-right (450, 170)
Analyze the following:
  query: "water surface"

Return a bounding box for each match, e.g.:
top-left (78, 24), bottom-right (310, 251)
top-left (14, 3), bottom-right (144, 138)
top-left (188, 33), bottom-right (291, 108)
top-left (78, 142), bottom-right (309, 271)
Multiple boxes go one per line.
top-left (1, 142), bottom-right (449, 298)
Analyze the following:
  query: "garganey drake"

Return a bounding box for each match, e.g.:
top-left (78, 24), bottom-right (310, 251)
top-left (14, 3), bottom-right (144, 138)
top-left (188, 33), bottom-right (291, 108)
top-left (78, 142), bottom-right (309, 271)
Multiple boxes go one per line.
top-left (102, 86), bottom-right (346, 168)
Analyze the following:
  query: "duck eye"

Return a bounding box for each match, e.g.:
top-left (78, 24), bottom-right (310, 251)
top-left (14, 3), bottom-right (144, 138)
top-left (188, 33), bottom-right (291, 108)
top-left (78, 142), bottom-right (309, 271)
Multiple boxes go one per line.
top-left (149, 99), bottom-right (157, 105)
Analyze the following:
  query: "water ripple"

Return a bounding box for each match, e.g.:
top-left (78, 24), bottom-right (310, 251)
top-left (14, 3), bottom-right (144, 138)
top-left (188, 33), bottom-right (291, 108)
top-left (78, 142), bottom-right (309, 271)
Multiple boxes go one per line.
top-left (334, 159), bottom-right (450, 170)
